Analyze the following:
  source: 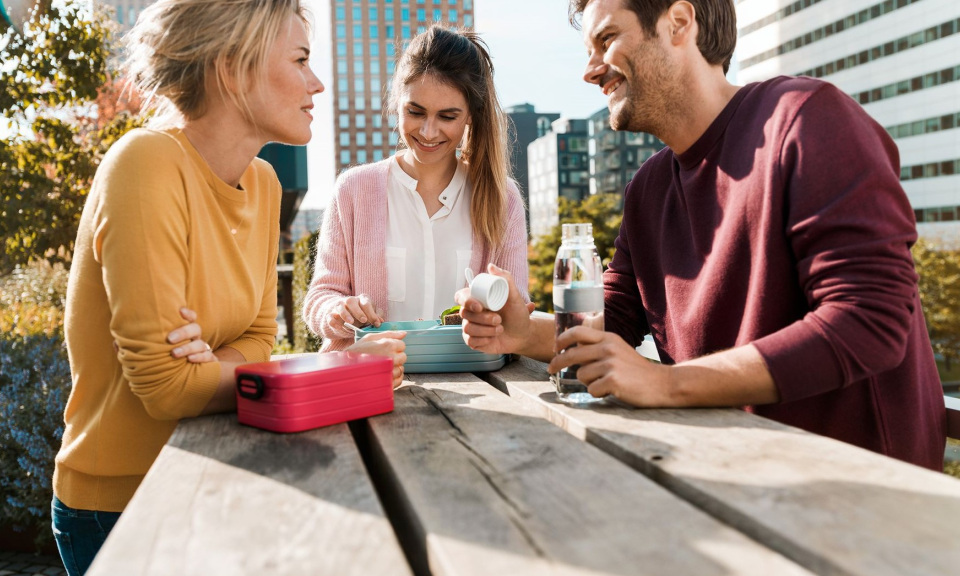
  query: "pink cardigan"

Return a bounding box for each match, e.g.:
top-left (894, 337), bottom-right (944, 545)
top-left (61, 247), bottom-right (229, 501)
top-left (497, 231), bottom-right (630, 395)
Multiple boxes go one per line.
top-left (303, 158), bottom-right (530, 351)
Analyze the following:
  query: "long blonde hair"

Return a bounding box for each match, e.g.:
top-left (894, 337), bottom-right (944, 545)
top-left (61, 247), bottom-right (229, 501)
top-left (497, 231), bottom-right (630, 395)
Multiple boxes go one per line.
top-left (124, 0), bottom-right (307, 126)
top-left (388, 25), bottom-right (513, 250)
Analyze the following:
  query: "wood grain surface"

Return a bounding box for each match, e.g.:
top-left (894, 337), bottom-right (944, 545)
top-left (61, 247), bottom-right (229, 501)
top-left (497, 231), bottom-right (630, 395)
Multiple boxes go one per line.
top-left (484, 357), bottom-right (960, 576)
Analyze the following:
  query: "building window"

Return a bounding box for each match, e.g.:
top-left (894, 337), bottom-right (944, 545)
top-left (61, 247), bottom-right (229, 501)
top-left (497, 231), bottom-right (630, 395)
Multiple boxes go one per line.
top-left (370, 25), bottom-right (379, 38)
top-left (357, 133), bottom-right (367, 146)
top-left (338, 96), bottom-right (349, 110)
top-left (790, 15), bottom-right (960, 79)
top-left (355, 96), bottom-right (366, 110)
top-left (390, 132), bottom-right (399, 146)
top-left (417, 9), bottom-right (425, 20)
top-left (354, 78), bottom-right (365, 92)
top-left (449, 9), bottom-right (457, 21)
top-left (339, 133), bottom-right (351, 146)
top-left (336, 24), bottom-right (346, 38)
top-left (355, 114), bottom-right (366, 128)
top-left (337, 41), bottom-right (346, 56)
top-left (337, 60), bottom-right (347, 74)
top-left (340, 150), bottom-right (351, 165)
top-left (338, 78), bottom-right (348, 93)
top-left (352, 6), bottom-right (361, 20)
top-left (357, 150), bottom-right (368, 163)
top-left (374, 150), bottom-right (385, 161)
top-left (339, 114), bottom-right (350, 128)
top-left (854, 65), bottom-right (960, 105)
top-left (373, 132), bottom-right (383, 146)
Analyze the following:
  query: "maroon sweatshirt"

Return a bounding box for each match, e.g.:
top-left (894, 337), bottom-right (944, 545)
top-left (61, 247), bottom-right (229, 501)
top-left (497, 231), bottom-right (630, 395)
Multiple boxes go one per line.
top-left (604, 76), bottom-right (946, 470)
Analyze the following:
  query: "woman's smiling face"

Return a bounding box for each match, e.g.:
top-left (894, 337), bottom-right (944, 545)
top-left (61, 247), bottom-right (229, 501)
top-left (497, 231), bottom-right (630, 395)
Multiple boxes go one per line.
top-left (396, 74), bottom-right (471, 167)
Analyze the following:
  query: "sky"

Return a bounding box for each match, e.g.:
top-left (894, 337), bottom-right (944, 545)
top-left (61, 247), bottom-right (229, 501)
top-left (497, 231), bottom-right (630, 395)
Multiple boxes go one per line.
top-left (299, 0), bottom-right (611, 209)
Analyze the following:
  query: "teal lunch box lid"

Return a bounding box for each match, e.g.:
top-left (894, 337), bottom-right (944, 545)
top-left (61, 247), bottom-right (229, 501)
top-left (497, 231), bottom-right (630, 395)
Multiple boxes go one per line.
top-left (355, 320), bottom-right (507, 373)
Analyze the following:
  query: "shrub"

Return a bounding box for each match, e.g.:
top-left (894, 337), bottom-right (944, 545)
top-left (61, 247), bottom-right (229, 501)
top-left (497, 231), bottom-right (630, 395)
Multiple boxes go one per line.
top-left (0, 261), bottom-right (69, 338)
top-left (0, 332), bottom-right (71, 549)
top-left (0, 262), bottom-right (71, 548)
top-left (292, 231), bottom-right (322, 352)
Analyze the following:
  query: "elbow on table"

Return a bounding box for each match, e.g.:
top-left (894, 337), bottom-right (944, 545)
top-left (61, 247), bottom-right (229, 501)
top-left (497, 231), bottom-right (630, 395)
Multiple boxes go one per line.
top-left (126, 373), bottom-right (208, 421)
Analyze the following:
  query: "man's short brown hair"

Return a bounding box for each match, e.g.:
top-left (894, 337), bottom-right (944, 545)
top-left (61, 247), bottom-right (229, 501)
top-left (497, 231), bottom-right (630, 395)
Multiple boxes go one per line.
top-left (569, 0), bottom-right (737, 74)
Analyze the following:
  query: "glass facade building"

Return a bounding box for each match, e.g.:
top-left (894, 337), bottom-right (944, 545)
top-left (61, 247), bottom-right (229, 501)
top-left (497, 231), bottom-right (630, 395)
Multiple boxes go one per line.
top-left (98, 0), bottom-right (154, 31)
top-left (527, 118), bottom-right (590, 239)
top-left (331, 0), bottom-right (474, 172)
top-left (588, 107), bottom-right (664, 199)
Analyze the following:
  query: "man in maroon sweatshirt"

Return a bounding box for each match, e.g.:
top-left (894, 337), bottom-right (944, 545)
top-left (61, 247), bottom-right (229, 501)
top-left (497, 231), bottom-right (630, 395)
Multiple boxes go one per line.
top-left (457, 0), bottom-right (946, 470)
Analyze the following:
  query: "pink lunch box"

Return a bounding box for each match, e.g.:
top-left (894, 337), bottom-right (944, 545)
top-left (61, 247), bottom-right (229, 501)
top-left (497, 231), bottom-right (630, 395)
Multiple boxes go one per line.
top-left (235, 352), bottom-right (394, 433)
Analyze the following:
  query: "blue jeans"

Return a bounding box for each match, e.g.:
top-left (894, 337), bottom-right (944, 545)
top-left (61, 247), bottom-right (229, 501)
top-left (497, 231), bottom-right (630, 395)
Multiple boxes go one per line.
top-left (51, 496), bottom-right (122, 576)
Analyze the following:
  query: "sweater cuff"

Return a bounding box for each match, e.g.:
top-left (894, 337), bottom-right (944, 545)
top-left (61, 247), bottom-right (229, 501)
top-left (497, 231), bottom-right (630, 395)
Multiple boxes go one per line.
top-left (180, 362), bottom-right (222, 418)
top-left (223, 337), bottom-right (272, 364)
top-left (752, 319), bottom-right (844, 404)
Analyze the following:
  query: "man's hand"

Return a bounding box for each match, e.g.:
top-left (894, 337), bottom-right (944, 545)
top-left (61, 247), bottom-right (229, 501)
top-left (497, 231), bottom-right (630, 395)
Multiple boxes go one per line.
top-left (549, 326), bottom-right (676, 405)
top-left (550, 327), bottom-right (780, 407)
top-left (456, 264), bottom-right (537, 356)
top-left (348, 330), bottom-right (407, 388)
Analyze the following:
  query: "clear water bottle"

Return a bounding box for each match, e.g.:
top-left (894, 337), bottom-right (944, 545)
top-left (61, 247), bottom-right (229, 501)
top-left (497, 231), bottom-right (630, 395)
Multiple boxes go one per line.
top-left (551, 223), bottom-right (605, 405)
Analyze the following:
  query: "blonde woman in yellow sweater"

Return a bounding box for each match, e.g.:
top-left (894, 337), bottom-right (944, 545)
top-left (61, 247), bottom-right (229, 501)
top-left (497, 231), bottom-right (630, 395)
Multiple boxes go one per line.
top-left (51, 2), bottom-right (404, 574)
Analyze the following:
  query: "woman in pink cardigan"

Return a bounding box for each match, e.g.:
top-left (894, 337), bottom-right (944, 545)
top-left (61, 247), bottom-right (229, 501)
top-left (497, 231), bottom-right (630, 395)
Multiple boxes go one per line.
top-left (303, 25), bottom-right (529, 352)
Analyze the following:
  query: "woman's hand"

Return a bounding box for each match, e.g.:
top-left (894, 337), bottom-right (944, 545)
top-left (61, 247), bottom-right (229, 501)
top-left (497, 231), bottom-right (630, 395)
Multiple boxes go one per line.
top-left (331, 294), bottom-right (384, 330)
top-left (167, 307), bottom-right (217, 363)
top-left (348, 330), bottom-right (407, 388)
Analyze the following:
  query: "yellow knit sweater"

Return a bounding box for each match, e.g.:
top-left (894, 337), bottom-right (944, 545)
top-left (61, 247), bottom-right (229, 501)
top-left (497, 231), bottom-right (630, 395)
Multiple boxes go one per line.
top-left (54, 128), bottom-right (280, 512)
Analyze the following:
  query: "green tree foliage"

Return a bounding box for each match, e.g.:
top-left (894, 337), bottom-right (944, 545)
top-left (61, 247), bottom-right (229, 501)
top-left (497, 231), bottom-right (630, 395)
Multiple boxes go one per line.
top-left (912, 239), bottom-right (960, 373)
top-left (527, 194), bottom-right (623, 313)
top-left (292, 231), bottom-right (322, 352)
top-left (1, 1), bottom-right (141, 274)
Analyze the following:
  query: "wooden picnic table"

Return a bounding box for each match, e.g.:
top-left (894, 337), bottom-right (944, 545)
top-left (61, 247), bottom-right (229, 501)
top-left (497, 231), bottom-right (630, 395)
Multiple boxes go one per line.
top-left (88, 355), bottom-right (960, 576)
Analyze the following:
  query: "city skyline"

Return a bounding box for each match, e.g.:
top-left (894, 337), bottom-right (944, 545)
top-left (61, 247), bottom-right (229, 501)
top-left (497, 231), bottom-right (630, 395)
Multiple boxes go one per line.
top-left (300, 0), bottom-right (610, 209)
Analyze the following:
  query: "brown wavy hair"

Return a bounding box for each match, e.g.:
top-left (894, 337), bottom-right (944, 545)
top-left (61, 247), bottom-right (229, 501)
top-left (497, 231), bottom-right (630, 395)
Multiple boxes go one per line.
top-left (568, 0), bottom-right (736, 74)
top-left (388, 24), bottom-right (513, 250)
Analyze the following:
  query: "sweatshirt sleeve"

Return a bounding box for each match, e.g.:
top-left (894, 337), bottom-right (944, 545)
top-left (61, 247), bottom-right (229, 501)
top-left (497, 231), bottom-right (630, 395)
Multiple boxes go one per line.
top-left (302, 177), bottom-right (356, 343)
top-left (752, 85), bottom-right (920, 403)
top-left (93, 134), bottom-right (221, 420)
top-left (603, 195), bottom-right (649, 348)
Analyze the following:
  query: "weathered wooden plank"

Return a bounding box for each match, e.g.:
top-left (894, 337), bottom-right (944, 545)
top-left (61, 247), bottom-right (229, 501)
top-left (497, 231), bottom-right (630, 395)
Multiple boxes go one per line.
top-left (88, 414), bottom-right (411, 576)
top-left (484, 357), bottom-right (960, 576)
top-left (362, 372), bottom-right (811, 576)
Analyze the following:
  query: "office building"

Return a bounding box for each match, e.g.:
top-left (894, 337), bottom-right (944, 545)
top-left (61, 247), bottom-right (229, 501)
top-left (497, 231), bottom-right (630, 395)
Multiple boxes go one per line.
top-left (527, 118), bottom-right (589, 239)
top-left (331, 0), bottom-right (474, 173)
top-left (505, 103), bottom-right (561, 220)
top-left (290, 208), bottom-right (325, 244)
top-left (588, 107), bottom-right (664, 199)
top-left (736, 0), bottom-right (960, 243)
top-left (98, 0), bottom-right (154, 31)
